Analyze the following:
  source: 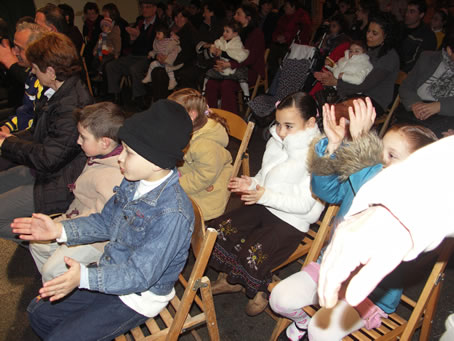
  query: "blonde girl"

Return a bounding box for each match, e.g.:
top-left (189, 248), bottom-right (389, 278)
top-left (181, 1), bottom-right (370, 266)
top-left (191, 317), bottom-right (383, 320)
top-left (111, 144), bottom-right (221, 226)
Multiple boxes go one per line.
top-left (168, 88), bottom-right (233, 220)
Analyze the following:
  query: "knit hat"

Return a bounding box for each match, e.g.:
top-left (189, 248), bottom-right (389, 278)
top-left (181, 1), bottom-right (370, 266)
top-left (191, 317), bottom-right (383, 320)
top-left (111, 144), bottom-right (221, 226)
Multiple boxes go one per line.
top-left (118, 100), bottom-right (192, 169)
top-left (100, 17), bottom-right (113, 29)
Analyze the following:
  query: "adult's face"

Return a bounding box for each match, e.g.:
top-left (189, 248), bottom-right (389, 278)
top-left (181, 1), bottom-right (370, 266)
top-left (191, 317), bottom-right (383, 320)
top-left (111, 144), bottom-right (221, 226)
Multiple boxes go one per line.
top-left (356, 6), bottom-right (367, 23)
top-left (404, 5), bottom-right (423, 28)
top-left (366, 22), bottom-right (385, 47)
top-left (85, 9), bottom-right (99, 22)
top-left (141, 3), bottom-right (157, 19)
top-left (13, 29), bottom-right (31, 67)
top-left (31, 63), bottom-right (54, 88)
top-left (233, 8), bottom-right (249, 27)
top-left (35, 12), bottom-right (52, 31)
top-left (284, 2), bottom-right (295, 16)
top-left (203, 6), bottom-right (213, 24)
top-left (174, 12), bottom-right (188, 28)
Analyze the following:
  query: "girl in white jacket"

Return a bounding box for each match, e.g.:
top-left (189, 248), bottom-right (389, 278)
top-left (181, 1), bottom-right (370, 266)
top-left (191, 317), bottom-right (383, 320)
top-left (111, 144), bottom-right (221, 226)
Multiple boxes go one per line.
top-left (326, 41), bottom-right (373, 85)
top-left (202, 20), bottom-right (250, 101)
top-left (208, 92), bottom-right (325, 316)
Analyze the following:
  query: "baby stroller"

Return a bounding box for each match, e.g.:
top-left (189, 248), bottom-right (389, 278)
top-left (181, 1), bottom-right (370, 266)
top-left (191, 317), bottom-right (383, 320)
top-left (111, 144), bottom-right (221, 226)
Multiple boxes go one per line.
top-left (247, 31), bottom-right (323, 126)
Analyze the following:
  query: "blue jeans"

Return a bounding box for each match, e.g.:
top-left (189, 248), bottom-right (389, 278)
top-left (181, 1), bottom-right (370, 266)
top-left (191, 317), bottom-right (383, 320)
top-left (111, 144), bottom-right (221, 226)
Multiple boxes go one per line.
top-left (28, 289), bottom-right (148, 341)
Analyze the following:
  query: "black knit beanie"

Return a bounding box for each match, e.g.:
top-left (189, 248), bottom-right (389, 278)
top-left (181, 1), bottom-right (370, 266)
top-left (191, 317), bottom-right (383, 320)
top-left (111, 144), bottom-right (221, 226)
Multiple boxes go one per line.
top-left (118, 99), bottom-right (192, 169)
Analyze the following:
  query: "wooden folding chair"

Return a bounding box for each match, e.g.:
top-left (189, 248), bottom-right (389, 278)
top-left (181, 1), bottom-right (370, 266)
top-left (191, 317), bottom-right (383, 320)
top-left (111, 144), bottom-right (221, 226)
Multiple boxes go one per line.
top-left (239, 48), bottom-right (271, 117)
top-left (79, 43), bottom-right (94, 97)
top-left (115, 199), bottom-right (219, 341)
top-left (267, 204), bottom-right (340, 341)
top-left (336, 239), bottom-right (453, 341)
top-left (375, 71), bottom-right (407, 138)
top-left (210, 108), bottom-right (255, 178)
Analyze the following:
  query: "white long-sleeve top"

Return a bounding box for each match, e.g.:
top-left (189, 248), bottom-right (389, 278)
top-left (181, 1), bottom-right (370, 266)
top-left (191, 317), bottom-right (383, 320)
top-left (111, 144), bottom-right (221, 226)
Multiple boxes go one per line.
top-left (346, 135), bottom-right (454, 261)
top-left (250, 125), bottom-right (325, 232)
top-left (326, 50), bottom-right (373, 85)
top-left (214, 35), bottom-right (249, 76)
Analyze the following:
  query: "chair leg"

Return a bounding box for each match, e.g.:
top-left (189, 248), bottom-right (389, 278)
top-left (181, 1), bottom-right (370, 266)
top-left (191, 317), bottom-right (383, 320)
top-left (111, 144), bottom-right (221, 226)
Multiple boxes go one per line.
top-left (269, 317), bottom-right (292, 341)
top-left (420, 278), bottom-right (444, 341)
top-left (200, 277), bottom-right (220, 341)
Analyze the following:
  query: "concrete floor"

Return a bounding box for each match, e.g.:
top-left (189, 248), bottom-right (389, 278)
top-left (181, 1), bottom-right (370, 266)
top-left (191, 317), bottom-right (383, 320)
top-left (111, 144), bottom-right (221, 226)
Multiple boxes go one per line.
top-left (0, 124), bottom-right (452, 341)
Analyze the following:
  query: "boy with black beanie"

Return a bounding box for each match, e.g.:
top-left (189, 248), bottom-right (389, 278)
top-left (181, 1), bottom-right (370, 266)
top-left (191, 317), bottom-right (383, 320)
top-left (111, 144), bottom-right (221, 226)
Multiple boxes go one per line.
top-left (12, 100), bottom-right (195, 340)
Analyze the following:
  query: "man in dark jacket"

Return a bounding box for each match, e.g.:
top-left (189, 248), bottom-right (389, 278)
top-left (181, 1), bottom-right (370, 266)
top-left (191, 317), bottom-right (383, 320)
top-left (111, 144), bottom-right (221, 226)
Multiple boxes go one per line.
top-left (105, 0), bottom-right (160, 105)
top-left (398, 0), bottom-right (437, 73)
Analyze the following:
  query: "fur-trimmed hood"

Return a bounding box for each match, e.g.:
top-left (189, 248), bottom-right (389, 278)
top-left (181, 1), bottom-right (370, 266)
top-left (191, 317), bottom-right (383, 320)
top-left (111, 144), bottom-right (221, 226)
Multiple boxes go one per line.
top-left (308, 132), bottom-right (384, 182)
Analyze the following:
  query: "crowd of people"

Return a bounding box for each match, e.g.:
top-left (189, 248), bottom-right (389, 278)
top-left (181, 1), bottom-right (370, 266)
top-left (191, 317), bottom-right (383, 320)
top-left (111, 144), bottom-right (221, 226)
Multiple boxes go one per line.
top-left (0, 0), bottom-right (452, 340)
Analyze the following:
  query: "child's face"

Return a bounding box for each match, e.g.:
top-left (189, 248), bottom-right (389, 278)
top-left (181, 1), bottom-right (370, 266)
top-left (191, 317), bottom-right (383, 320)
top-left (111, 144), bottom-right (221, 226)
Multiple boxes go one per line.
top-left (382, 130), bottom-right (412, 167)
top-left (223, 27), bottom-right (236, 41)
top-left (101, 24), bottom-right (111, 33)
top-left (118, 142), bottom-right (162, 182)
top-left (329, 21), bottom-right (341, 35)
top-left (77, 123), bottom-right (106, 157)
top-left (349, 44), bottom-right (364, 56)
top-left (156, 31), bottom-right (165, 40)
top-left (275, 107), bottom-right (313, 141)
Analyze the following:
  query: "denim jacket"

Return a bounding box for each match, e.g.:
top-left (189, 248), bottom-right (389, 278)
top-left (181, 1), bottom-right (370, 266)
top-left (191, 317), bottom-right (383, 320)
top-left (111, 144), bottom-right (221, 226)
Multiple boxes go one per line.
top-left (62, 170), bottom-right (194, 296)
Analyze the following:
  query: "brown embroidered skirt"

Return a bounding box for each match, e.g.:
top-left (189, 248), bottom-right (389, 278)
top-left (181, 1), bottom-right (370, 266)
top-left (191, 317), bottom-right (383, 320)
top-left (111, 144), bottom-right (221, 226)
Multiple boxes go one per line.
top-left (208, 204), bottom-right (305, 298)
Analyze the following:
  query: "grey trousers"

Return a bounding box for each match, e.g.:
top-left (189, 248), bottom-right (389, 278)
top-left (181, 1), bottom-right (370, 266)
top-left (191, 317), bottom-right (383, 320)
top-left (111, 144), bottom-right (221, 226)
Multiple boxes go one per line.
top-left (105, 55), bottom-right (149, 99)
top-left (0, 165), bottom-right (35, 244)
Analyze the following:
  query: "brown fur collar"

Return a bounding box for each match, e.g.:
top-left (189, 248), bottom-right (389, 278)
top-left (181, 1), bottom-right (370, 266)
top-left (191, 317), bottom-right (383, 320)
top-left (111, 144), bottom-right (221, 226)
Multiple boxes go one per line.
top-left (307, 132), bottom-right (384, 182)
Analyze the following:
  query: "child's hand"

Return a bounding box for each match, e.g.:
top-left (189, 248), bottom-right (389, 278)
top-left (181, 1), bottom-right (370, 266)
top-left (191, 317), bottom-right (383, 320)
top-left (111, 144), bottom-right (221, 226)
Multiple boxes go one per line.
top-left (206, 185), bottom-right (214, 192)
top-left (170, 32), bottom-right (179, 41)
top-left (241, 185), bottom-right (265, 205)
top-left (209, 44), bottom-right (216, 54)
top-left (348, 97), bottom-right (376, 140)
top-left (228, 175), bottom-right (252, 193)
top-left (323, 103), bottom-right (346, 154)
top-left (39, 257), bottom-right (81, 302)
top-left (11, 213), bottom-right (63, 241)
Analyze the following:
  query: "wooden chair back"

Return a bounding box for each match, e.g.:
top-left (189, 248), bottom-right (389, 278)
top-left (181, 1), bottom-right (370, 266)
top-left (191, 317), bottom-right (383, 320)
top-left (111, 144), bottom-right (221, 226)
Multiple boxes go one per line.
top-left (79, 43), bottom-right (94, 97)
top-left (339, 239), bottom-right (453, 341)
top-left (210, 108), bottom-right (255, 178)
top-left (375, 71), bottom-right (408, 138)
top-left (271, 204), bottom-right (339, 273)
top-left (115, 199), bottom-right (219, 341)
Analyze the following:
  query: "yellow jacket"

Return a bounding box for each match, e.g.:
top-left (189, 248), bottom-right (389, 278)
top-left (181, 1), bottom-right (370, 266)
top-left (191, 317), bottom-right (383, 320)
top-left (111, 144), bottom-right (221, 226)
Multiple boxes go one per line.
top-left (179, 118), bottom-right (233, 220)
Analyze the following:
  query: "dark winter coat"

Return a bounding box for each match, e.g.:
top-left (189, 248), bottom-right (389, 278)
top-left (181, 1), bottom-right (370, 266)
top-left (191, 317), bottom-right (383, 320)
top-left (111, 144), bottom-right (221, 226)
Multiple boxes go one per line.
top-left (1, 75), bottom-right (93, 214)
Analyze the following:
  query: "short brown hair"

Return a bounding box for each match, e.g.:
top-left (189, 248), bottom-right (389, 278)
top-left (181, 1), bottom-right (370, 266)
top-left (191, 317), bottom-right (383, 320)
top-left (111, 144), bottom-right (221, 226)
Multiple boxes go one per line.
top-left (387, 124), bottom-right (437, 152)
top-left (75, 102), bottom-right (127, 142)
top-left (26, 32), bottom-right (81, 81)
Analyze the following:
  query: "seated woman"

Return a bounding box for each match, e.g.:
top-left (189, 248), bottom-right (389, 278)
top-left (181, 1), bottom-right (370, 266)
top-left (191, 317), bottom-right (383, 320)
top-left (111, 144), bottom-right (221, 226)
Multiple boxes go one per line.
top-left (394, 29), bottom-right (454, 137)
top-left (205, 3), bottom-right (265, 114)
top-left (270, 98), bottom-right (437, 341)
top-left (0, 32), bottom-right (93, 243)
top-left (208, 92), bottom-right (324, 316)
top-left (315, 12), bottom-right (399, 115)
top-left (168, 88), bottom-right (233, 221)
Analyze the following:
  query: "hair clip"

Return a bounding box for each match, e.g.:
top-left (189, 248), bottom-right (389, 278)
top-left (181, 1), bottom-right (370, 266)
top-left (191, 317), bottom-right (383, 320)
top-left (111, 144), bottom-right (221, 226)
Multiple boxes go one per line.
top-left (204, 105), bottom-right (210, 116)
top-left (275, 100), bottom-right (281, 109)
